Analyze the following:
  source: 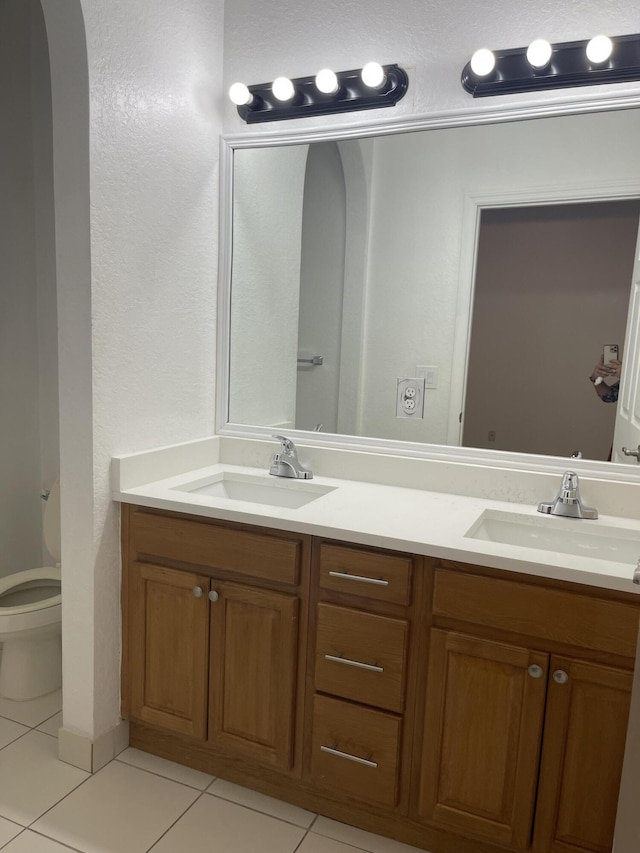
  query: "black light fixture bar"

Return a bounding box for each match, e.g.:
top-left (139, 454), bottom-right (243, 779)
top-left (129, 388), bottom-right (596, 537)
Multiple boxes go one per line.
top-left (236, 64), bottom-right (408, 123)
top-left (462, 33), bottom-right (640, 97)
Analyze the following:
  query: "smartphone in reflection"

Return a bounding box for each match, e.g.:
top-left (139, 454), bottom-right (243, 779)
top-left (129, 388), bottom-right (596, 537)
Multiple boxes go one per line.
top-left (602, 344), bottom-right (620, 386)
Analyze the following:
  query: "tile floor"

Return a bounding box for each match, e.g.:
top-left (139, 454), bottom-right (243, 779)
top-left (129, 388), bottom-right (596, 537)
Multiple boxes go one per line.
top-left (0, 692), bottom-right (426, 853)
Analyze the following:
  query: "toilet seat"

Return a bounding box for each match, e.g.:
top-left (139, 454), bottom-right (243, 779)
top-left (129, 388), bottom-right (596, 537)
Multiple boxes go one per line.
top-left (0, 568), bottom-right (62, 616)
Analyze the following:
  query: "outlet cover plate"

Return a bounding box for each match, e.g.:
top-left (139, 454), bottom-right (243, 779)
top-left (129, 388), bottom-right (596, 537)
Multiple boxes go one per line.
top-left (396, 377), bottom-right (425, 418)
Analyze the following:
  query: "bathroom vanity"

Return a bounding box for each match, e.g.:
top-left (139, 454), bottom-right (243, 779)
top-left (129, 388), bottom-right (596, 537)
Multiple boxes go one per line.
top-left (116, 447), bottom-right (640, 853)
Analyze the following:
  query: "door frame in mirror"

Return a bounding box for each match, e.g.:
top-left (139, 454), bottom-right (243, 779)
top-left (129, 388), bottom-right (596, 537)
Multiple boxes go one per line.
top-left (216, 97), bottom-right (640, 483)
top-left (450, 180), bottom-right (640, 447)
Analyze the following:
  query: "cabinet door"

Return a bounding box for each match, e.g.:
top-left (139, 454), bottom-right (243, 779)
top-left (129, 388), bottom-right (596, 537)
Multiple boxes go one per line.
top-left (208, 582), bottom-right (298, 771)
top-left (417, 630), bottom-right (548, 850)
top-left (533, 657), bottom-right (633, 853)
top-left (129, 563), bottom-right (210, 738)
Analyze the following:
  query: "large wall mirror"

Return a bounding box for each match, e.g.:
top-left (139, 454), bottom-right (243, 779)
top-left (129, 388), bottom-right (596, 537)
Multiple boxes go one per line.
top-left (219, 106), bottom-right (640, 472)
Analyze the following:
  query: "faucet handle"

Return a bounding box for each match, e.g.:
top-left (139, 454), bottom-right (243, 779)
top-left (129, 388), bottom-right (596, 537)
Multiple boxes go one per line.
top-left (560, 471), bottom-right (578, 500)
top-left (273, 434), bottom-right (295, 455)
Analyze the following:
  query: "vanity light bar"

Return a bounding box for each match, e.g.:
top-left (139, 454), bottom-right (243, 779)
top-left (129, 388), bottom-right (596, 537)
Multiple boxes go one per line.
top-left (231, 64), bottom-right (409, 123)
top-left (461, 33), bottom-right (640, 97)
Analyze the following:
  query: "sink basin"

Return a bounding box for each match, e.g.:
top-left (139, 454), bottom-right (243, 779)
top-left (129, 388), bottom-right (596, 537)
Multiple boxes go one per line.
top-left (173, 471), bottom-right (336, 509)
top-left (465, 509), bottom-right (640, 565)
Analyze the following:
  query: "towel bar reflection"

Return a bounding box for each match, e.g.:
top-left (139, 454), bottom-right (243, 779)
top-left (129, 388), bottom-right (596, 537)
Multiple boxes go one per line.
top-left (297, 355), bottom-right (324, 366)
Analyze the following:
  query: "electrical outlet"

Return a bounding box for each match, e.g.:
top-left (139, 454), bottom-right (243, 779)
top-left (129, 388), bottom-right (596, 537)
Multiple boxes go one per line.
top-left (396, 378), bottom-right (425, 418)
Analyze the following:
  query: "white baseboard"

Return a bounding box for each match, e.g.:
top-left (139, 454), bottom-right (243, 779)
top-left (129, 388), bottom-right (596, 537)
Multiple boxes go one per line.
top-left (58, 719), bottom-right (130, 772)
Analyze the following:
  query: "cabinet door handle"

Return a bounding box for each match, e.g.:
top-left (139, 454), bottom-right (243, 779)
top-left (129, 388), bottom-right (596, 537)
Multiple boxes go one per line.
top-left (553, 669), bottom-right (569, 684)
top-left (328, 571), bottom-right (389, 587)
top-left (528, 664), bottom-right (544, 679)
top-left (208, 590), bottom-right (219, 603)
top-left (324, 654), bottom-right (384, 673)
top-left (320, 745), bottom-right (378, 768)
top-left (192, 586), bottom-right (203, 598)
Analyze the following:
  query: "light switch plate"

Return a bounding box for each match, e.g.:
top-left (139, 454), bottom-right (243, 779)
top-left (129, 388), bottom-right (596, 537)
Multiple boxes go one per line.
top-left (416, 365), bottom-right (439, 389)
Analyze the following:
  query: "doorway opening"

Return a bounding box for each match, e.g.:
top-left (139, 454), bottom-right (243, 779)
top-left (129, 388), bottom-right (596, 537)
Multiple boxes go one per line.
top-left (0, 0), bottom-right (59, 575)
top-left (462, 200), bottom-right (640, 461)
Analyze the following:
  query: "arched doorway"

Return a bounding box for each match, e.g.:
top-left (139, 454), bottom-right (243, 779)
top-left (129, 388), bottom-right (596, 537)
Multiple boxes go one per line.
top-left (39, 0), bottom-right (93, 741)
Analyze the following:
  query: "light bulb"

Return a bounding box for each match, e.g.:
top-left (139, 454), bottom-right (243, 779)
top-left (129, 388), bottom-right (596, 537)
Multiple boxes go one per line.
top-left (470, 48), bottom-right (496, 78)
top-left (361, 62), bottom-right (386, 88)
top-left (315, 68), bottom-right (339, 95)
top-left (272, 76), bottom-right (295, 101)
top-left (526, 39), bottom-right (552, 70)
top-left (586, 35), bottom-right (613, 64)
top-left (228, 82), bottom-right (253, 106)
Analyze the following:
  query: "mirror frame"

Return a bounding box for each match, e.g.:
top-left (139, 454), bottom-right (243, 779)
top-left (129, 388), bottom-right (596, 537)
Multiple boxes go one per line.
top-left (216, 95), bottom-right (640, 484)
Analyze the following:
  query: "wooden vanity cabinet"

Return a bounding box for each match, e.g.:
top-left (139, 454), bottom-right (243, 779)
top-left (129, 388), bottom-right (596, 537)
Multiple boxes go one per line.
top-left (122, 505), bottom-right (309, 773)
top-left (416, 564), bottom-right (638, 853)
top-left (122, 508), bottom-right (639, 853)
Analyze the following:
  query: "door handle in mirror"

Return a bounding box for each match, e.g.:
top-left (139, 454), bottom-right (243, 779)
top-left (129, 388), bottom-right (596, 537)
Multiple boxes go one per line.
top-left (622, 445), bottom-right (640, 461)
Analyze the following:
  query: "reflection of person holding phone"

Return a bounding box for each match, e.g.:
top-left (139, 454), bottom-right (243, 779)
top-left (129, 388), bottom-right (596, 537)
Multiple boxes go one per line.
top-left (590, 344), bottom-right (622, 403)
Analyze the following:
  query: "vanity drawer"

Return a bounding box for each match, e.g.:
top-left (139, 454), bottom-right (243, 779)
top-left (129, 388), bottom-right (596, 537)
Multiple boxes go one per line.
top-left (129, 508), bottom-right (301, 586)
top-left (315, 603), bottom-right (408, 712)
top-left (310, 694), bottom-right (401, 807)
top-left (319, 543), bottom-right (412, 605)
top-left (433, 568), bottom-right (640, 658)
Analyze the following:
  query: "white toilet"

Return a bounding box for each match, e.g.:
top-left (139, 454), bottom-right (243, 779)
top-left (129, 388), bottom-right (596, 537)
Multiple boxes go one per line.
top-left (0, 481), bottom-right (62, 701)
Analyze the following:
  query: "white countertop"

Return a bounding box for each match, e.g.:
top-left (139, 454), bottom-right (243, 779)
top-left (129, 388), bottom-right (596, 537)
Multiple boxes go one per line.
top-left (113, 453), bottom-right (640, 595)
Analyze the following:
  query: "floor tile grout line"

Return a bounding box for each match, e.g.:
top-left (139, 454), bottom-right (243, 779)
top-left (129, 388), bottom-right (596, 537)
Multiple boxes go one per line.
top-left (144, 790), bottom-right (206, 853)
top-left (113, 756), bottom-right (215, 793)
top-left (14, 825), bottom-right (87, 853)
top-left (31, 709), bottom-right (63, 731)
top-left (305, 831), bottom-right (388, 853)
top-left (293, 827), bottom-right (311, 852)
top-left (0, 725), bottom-right (42, 753)
top-left (201, 787), bottom-right (317, 830)
top-left (0, 709), bottom-right (62, 730)
top-left (0, 730), bottom-right (409, 853)
top-left (0, 826), bottom-right (21, 853)
top-left (20, 755), bottom-right (93, 836)
top-left (0, 694), bottom-right (62, 725)
top-left (113, 755), bottom-right (318, 830)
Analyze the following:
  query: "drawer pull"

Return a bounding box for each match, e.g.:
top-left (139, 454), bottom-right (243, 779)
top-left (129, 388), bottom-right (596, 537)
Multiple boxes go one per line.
top-left (324, 654), bottom-right (384, 673)
top-left (328, 571), bottom-right (389, 587)
top-left (320, 744), bottom-right (378, 768)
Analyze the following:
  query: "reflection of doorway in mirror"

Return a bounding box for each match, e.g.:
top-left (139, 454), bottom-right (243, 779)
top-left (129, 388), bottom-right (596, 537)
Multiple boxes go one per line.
top-left (462, 201), bottom-right (640, 461)
top-left (295, 142), bottom-right (346, 433)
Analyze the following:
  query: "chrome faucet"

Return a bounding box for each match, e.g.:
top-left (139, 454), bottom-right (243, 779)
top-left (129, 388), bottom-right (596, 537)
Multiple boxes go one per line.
top-left (269, 435), bottom-right (313, 480)
top-left (537, 471), bottom-right (598, 519)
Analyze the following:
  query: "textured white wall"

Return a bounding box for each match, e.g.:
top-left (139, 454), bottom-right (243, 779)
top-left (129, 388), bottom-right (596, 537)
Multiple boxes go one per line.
top-left (40, 0), bottom-right (224, 739)
top-left (82, 0), bottom-right (223, 737)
